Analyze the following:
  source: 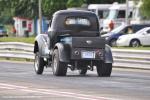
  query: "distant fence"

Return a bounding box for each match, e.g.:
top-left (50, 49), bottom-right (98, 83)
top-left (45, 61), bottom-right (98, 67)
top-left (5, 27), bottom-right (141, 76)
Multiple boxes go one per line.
top-left (0, 42), bottom-right (150, 70)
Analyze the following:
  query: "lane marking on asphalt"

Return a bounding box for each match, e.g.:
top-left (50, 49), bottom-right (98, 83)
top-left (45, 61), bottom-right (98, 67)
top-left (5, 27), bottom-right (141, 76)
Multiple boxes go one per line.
top-left (0, 86), bottom-right (14, 89)
top-left (0, 83), bottom-right (28, 89)
top-left (0, 83), bottom-right (121, 100)
top-left (2, 96), bottom-right (44, 99)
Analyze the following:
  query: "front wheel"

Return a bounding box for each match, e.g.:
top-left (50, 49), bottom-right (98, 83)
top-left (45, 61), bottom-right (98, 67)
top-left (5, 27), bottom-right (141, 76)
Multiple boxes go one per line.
top-left (96, 62), bottom-right (112, 77)
top-left (130, 40), bottom-right (140, 47)
top-left (52, 49), bottom-right (67, 76)
top-left (34, 52), bottom-right (45, 74)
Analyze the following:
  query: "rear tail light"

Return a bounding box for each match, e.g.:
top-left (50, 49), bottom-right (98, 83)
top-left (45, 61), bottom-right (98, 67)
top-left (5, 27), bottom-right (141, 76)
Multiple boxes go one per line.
top-left (74, 50), bottom-right (80, 55)
top-left (96, 50), bottom-right (103, 56)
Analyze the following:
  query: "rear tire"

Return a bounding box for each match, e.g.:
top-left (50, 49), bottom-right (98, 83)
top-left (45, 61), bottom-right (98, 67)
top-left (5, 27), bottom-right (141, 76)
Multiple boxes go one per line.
top-left (52, 49), bottom-right (67, 76)
top-left (34, 52), bottom-right (45, 74)
top-left (96, 61), bottom-right (112, 77)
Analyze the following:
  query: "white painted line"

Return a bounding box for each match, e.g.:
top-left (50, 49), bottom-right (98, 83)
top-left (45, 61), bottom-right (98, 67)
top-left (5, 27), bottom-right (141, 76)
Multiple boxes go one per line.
top-left (20, 89), bottom-right (100, 100)
top-left (0, 86), bottom-right (14, 89)
top-left (0, 83), bottom-right (28, 89)
top-left (0, 83), bottom-right (121, 100)
top-left (2, 96), bottom-right (44, 99)
top-left (36, 88), bottom-right (111, 100)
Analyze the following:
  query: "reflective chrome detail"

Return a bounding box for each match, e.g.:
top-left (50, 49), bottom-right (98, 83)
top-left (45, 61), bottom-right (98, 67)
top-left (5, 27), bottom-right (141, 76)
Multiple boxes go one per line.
top-left (86, 40), bottom-right (92, 44)
top-left (74, 50), bottom-right (79, 55)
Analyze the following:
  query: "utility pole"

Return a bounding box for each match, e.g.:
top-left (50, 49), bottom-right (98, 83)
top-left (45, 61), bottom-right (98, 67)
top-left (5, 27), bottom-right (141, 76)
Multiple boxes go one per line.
top-left (39, 0), bottom-right (42, 34)
top-left (126, 0), bottom-right (129, 25)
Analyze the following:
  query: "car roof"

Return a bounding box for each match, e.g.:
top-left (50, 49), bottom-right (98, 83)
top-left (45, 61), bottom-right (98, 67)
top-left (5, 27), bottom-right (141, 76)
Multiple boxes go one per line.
top-left (53, 10), bottom-right (96, 16)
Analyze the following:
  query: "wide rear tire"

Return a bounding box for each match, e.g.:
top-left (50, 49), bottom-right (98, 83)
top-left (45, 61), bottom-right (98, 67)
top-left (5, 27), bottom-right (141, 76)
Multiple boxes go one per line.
top-left (34, 52), bottom-right (45, 75)
top-left (52, 49), bottom-right (67, 76)
top-left (96, 61), bottom-right (112, 77)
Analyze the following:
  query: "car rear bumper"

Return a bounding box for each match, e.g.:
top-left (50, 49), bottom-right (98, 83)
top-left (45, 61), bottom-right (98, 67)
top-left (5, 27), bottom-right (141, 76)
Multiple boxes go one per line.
top-left (71, 48), bottom-right (105, 60)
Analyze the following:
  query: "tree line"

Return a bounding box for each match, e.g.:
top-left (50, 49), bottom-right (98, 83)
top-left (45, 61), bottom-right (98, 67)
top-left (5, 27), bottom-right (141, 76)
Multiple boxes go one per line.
top-left (0, 0), bottom-right (150, 24)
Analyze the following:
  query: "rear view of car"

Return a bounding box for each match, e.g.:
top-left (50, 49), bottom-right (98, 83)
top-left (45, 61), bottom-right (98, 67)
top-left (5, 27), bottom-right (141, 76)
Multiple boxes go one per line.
top-left (0, 25), bottom-right (8, 37)
top-left (34, 10), bottom-right (113, 77)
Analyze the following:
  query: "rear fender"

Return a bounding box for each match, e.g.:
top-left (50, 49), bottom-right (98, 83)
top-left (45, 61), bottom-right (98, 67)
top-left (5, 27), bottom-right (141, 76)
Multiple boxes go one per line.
top-left (34, 34), bottom-right (49, 57)
top-left (54, 43), bottom-right (70, 62)
top-left (105, 44), bottom-right (113, 63)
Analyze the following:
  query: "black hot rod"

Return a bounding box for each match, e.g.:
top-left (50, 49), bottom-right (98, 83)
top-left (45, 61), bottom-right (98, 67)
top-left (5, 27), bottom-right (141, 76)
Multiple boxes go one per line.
top-left (33, 10), bottom-right (113, 76)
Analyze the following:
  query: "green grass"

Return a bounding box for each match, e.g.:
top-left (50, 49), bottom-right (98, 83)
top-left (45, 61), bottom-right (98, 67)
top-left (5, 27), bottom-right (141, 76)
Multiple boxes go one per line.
top-left (0, 37), bottom-right (35, 44)
top-left (0, 58), bottom-right (34, 62)
top-left (0, 37), bottom-right (150, 50)
top-left (113, 46), bottom-right (150, 50)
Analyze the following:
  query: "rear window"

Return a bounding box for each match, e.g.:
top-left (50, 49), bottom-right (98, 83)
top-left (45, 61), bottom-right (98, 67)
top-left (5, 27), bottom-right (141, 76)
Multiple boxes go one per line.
top-left (65, 17), bottom-right (91, 27)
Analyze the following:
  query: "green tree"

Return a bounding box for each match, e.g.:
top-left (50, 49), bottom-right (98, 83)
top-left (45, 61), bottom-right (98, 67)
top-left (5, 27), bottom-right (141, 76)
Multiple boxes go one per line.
top-left (14, 0), bottom-right (38, 18)
top-left (141, 0), bottom-right (150, 19)
top-left (67, 0), bottom-right (85, 8)
top-left (0, 0), bottom-right (38, 23)
top-left (0, 0), bottom-right (19, 24)
top-left (0, 0), bottom-right (128, 23)
top-left (42, 0), bottom-right (67, 18)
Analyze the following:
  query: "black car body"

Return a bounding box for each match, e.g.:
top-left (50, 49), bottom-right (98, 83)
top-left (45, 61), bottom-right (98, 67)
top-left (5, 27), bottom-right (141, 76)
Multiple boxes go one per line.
top-left (33, 10), bottom-right (113, 76)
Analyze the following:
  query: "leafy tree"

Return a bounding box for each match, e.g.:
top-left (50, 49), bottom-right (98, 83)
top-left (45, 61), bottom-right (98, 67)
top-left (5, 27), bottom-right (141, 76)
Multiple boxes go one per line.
top-left (141, 0), bottom-right (150, 19)
top-left (0, 0), bottom-right (19, 24)
top-left (14, 0), bottom-right (38, 18)
top-left (67, 0), bottom-right (85, 8)
top-left (42, 0), bottom-right (67, 18)
top-left (0, 0), bottom-right (128, 23)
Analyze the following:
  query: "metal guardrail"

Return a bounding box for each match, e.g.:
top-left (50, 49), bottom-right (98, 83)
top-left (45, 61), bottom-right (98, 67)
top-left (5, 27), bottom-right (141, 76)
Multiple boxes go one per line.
top-left (112, 49), bottom-right (150, 69)
top-left (0, 42), bottom-right (34, 59)
top-left (0, 42), bottom-right (150, 70)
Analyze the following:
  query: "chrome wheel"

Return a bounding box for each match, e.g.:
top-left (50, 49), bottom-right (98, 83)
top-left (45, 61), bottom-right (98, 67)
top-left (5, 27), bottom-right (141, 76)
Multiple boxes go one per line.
top-left (34, 54), bottom-right (39, 72)
top-left (130, 40), bottom-right (140, 47)
top-left (52, 54), bottom-right (58, 75)
top-left (34, 53), bottom-right (45, 74)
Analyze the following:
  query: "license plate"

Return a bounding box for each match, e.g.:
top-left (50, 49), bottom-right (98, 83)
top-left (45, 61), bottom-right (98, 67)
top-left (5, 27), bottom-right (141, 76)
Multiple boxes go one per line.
top-left (81, 51), bottom-right (95, 59)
